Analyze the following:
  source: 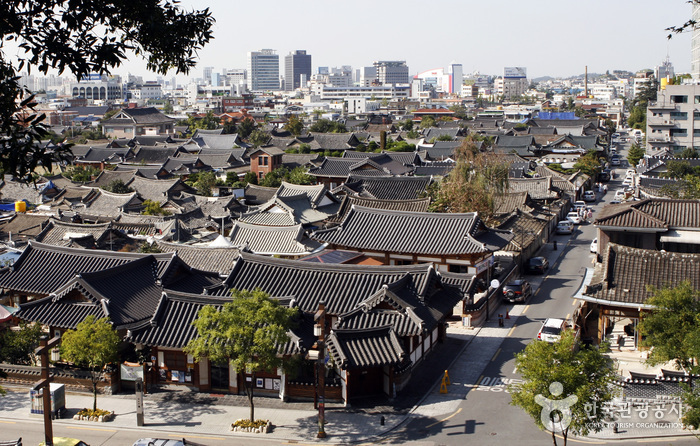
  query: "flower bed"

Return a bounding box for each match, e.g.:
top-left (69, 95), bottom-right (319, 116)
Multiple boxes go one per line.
top-left (73, 408), bottom-right (114, 422)
top-left (231, 419), bottom-right (272, 433)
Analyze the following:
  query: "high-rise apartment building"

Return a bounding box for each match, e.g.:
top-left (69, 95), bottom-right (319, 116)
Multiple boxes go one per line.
top-left (247, 49), bottom-right (280, 91)
top-left (285, 50), bottom-right (312, 91)
top-left (693, 3), bottom-right (700, 79)
top-left (373, 61), bottom-right (409, 85)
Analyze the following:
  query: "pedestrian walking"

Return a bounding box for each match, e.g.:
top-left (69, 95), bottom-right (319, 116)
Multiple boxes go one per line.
top-left (587, 209), bottom-right (593, 220)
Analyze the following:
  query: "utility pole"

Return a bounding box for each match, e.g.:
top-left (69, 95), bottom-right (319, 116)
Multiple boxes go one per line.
top-left (34, 335), bottom-right (61, 446)
top-left (314, 302), bottom-right (327, 439)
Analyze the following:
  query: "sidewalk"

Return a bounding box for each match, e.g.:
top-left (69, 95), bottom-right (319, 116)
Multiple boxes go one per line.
top-left (0, 239), bottom-right (694, 444)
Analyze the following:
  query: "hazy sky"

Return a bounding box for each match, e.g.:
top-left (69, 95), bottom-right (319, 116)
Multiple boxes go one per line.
top-left (11, 0), bottom-right (697, 81)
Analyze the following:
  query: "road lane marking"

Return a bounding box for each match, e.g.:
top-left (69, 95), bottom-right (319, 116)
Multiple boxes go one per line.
top-left (66, 425), bottom-right (116, 432)
top-left (565, 313), bottom-right (570, 321)
top-left (473, 374), bottom-right (484, 388)
top-left (425, 407), bottom-right (462, 428)
top-left (522, 304), bottom-right (530, 315)
top-left (0, 420), bottom-right (16, 424)
top-left (490, 348), bottom-right (501, 362)
top-left (572, 298), bottom-right (577, 306)
top-left (507, 324), bottom-right (517, 337)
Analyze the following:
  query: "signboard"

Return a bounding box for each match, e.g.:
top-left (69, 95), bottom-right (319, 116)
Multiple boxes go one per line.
top-left (504, 67), bottom-right (527, 79)
top-left (475, 257), bottom-right (494, 275)
top-left (120, 362), bottom-right (144, 382)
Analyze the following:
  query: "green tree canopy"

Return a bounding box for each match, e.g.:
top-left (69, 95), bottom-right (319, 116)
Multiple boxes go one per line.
top-left (637, 281), bottom-right (700, 429)
top-left (626, 143), bottom-right (645, 167)
top-left (1, 1), bottom-right (214, 181)
top-left (309, 119), bottom-right (347, 133)
top-left (427, 137), bottom-right (509, 225)
top-left (185, 288), bottom-right (297, 422)
top-left (60, 316), bottom-right (120, 410)
top-left (283, 115), bottom-right (304, 136)
top-left (237, 118), bottom-right (256, 139)
top-left (247, 129), bottom-right (269, 148)
top-left (510, 331), bottom-right (618, 446)
top-left (572, 150), bottom-right (603, 178)
top-left (419, 115), bottom-right (437, 129)
top-left (193, 171), bottom-right (217, 196)
top-left (141, 199), bottom-right (171, 216)
top-left (102, 179), bottom-right (133, 194)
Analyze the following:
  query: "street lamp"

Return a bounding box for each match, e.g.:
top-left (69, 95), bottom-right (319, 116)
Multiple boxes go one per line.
top-left (313, 302), bottom-right (327, 439)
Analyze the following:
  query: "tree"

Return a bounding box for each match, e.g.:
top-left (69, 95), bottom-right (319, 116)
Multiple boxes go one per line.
top-left (678, 147), bottom-right (700, 159)
top-left (572, 150), bottom-right (603, 178)
top-left (60, 316), bottom-right (120, 411)
top-left (185, 289), bottom-right (297, 422)
top-left (427, 136), bottom-right (509, 224)
top-left (638, 281), bottom-right (700, 372)
top-left (627, 143), bottom-right (645, 167)
top-left (661, 160), bottom-right (700, 179)
top-left (1, 1), bottom-right (214, 182)
top-left (102, 179), bottom-right (133, 194)
top-left (309, 119), bottom-right (347, 133)
top-left (62, 166), bottom-right (99, 182)
top-left (194, 171), bottom-right (217, 196)
top-left (401, 119), bottom-right (414, 131)
top-left (510, 331), bottom-right (618, 446)
top-left (637, 281), bottom-right (700, 429)
top-left (237, 118), bottom-right (256, 139)
top-left (419, 115), bottom-right (437, 129)
top-left (138, 241), bottom-right (162, 253)
top-left (286, 167), bottom-right (314, 185)
top-left (162, 100), bottom-right (174, 114)
top-left (284, 115), bottom-right (304, 136)
top-left (248, 129), bottom-right (269, 148)
top-left (0, 322), bottom-right (44, 394)
top-left (243, 171), bottom-right (258, 186)
top-left (142, 199), bottom-right (171, 216)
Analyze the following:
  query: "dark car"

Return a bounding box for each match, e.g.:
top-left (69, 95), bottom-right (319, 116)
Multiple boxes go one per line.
top-left (502, 279), bottom-right (532, 303)
top-left (526, 256), bottom-right (549, 274)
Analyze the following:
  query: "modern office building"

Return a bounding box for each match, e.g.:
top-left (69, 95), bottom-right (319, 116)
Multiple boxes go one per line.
top-left (70, 74), bottom-right (122, 103)
top-left (496, 67), bottom-right (528, 99)
top-left (247, 49), bottom-right (280, 91)
top-left (284, 50), bottom-right (312, 91)
top-left (373, 61), bottom-right (409, 85)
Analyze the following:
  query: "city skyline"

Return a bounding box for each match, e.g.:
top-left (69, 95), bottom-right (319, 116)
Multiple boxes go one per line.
top-left (105, 0), bottom-right (693, 82)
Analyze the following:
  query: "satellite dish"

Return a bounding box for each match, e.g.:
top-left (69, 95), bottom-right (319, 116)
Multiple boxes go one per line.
top-left (490, 279), bottom-right (500, 289)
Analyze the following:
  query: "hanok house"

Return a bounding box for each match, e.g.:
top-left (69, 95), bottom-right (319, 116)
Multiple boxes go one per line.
top-left (183, 253), bottom-right (467, 402)
top-left (311, 206), bottom-right (512, 276)
top-left (577, 243), bottom-right (700, 349)
top-left (102, 107), bottom-right (176, 139)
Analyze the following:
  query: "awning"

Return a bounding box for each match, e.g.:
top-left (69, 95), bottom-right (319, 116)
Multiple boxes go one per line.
top-left (659, 229), bottom-right (700, 245)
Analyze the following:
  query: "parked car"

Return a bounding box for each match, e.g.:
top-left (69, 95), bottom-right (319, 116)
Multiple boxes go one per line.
top-left (598, 169), bottom-right (611, 182)
top-left (590, 238), bottom-right (598, 253)
top-left (502, 279), bottom-right (532, 303)
top-left (526, 256), bottom-right (549, 274)
top-left (573, 201), bottom-right (587, 211)
top-left (556, 220), bottom-right (574, 235)
top-left (537, 318), bottom-right (567, 343)
top-left (610, 156), bottom-right (621, 166)
top-left (622, 176), bottom-right (634, 187)
top-left (40, 439), bottom-right (90, 446)
top-left (582, 190), bottom-right (596, 202)
top-left (626, 168), bottom-right (636, 177)
top-left (566, 212), bottom-right (582, 225)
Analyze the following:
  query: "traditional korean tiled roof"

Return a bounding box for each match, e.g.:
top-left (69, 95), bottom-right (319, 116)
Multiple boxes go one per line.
top-left (277, 182), bottom-right (337, 207)
top-left (243, 184), bottom-right (278, 206)
top-left (328, 195), bottom-right (430, 224)
top-left (81, 190), bottom-right (142, 218)
top-left (638, 177), bottom-right (677, 197)
top-left (89, 170), bottom-right (137, 189)
top-left (77, 147), bottom-right (134, 164)
top-left (128, 135), bottom-right (178, 147)
top-left (337, 308), bottom-right (422, 337)
top-left (342, 151), bottom-right (421, 166)
top-left (186, 134), bottom-right (244, 151)
top-left (171, 192), bottom-right (244, 218)
top-left (312, 206), bottom-right (511, 256)
top-left (584, 243), bottom-right (700, 306)
top-left (126, 176), bottom-right (187, 205)
top-left (508, 177), bottom-right (558, 200)
top-left (0, 241), bottom-right (176, 296)
top-left (155, 240), bottom-right (239, 275)
top-left (498, 212), bottom-right (549, 251)
top-left (327, 326), bottom-right (405, 368)
top-left (241, 191), bottom-right (341, 227)
top-left (424, 128), bottom-right (461, 141)
top-left (0, 213), bottom-right (51, 242)
top-left (34, 219), bottom-right (110, 247)
top-left (308, 133), bottom-right (358, 151)
top-left (495, 135), bottom-right (535, 148)
top-left (308, 157), bottom-right (389, 178)
top-left (0, 179), bottom-right (51, 204)
top-left (17, 255), bottom-right (163, 329)
top-left (209, 252), bottom-right (439, 315)
top-left (494, 192), bottom-right (532, 216)
top-left (102, 107), bottom-right (175, 125)
top-left (341, 175), bottom-right (432, 200)
top-left (413, 164), bottom-right (454, 177)
top-left (594, 198), bottom-right (700, 230)
top-left (228, 221), bottom-right (322, 256)
top-left (131, 146), bottom-right (186, 164)
top-left (126, 290), bottom-right (307, 353)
